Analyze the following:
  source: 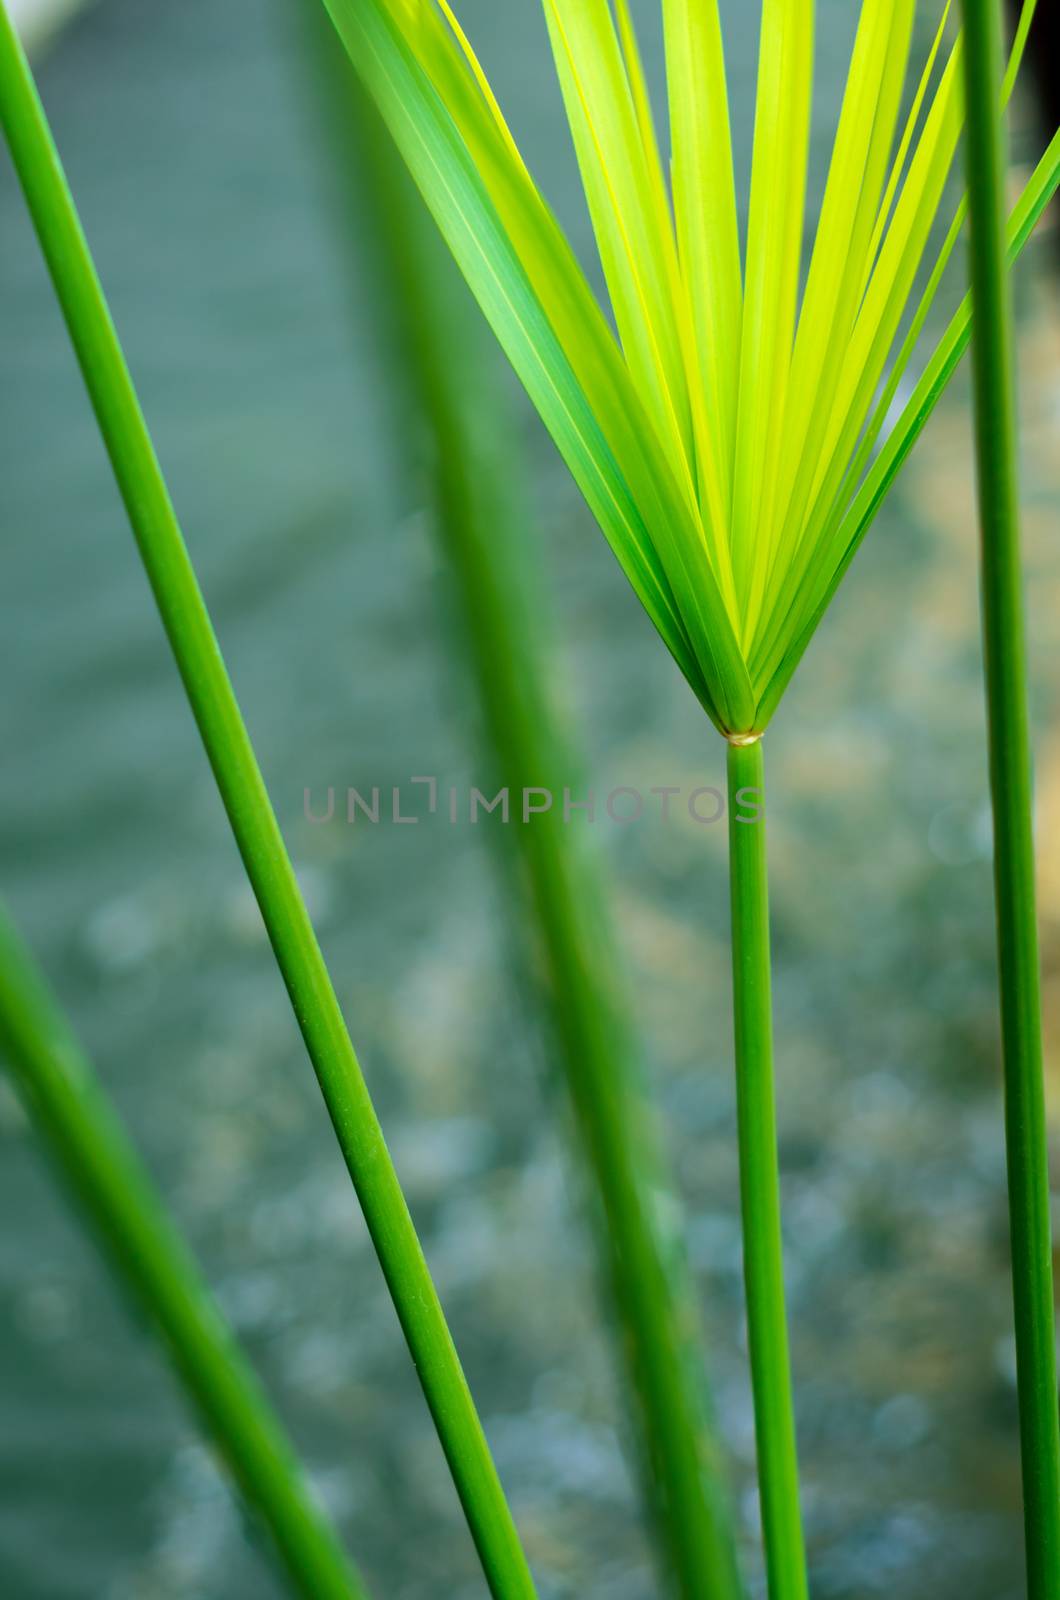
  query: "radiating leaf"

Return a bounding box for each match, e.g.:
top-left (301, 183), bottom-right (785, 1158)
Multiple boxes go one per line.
top-left (859, 1), bottom-right (953, 304)
top-left (662, 0), bottom-right (742, 526)
top-left (730, 0), bottom-right (813, 638)
top-left (757, 123), bottom-right (1060, 724)
top-left (749, 0), bottom-right (915, 659)
top-left (541, 0), bottom-right (695, 496)
top-left (322, 0), bottom-right (1055, 736)
top-left (322, 0), bottom-right (755, 731)
top-left (614, 0), bottom-right (740, 614)
top-left (806, 37), bottom-right (964, 535)
top-left (753, 31), bottom-right (966, 682)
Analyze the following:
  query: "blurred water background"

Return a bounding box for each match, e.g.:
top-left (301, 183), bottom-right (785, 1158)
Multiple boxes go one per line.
top-left (2, 2), bottom-right (1059, 1597)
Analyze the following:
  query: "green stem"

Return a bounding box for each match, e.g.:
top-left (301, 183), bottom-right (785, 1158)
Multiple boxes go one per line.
top-left (0, 901), bottom-right (364, 1600)
top-left (0, 11), bottom-right (534, 1597)
top-left (960, 4), bottom-right (1060, 1595)
top-left (726, 740), bottom-right (807, 1600)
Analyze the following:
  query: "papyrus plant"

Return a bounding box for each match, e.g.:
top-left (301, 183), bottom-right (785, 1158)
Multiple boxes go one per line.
top-left (321, 0), bottom-right (1056, 738)
top-left (320, 1), bottom-right (1060, 1594)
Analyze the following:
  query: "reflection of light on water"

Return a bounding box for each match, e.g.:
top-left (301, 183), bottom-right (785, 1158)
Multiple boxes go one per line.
top-left (814, 1504), bottom-right (940, 1595)
top-left (926, 801), bottom-right (993, 868)
top-left (488, 1407), bottom-right (632, 1503)
top-left (876, 373), bottom-right (918, 450)
top-left (388, 1116), bottom-right (494, 1198)
top-left (871, 1393), bottom-right (931, 1452)
top-left (15, 1278), bottom-right (78, 1345)
top-left (154, 1444), bottom-right (237, 1592)
top-left (101, 1441), bottom-right (243, 1600)
top-left (82, 894), bottom-right (163, 975)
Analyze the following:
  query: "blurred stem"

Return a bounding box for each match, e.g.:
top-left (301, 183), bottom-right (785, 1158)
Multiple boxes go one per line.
top-left (960, 3), bottom-right (1060, 1595)
top-left (285, 10), bottom-right (744, 1597)
top-left (0, 10), bottom-right (535, 1597)
top-left (0, 901), bottom-right (365, 1600)
top-left (726, 741), bottom-right (807, 1600)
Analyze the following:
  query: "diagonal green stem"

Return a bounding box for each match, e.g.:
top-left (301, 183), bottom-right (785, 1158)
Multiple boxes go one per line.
top-left (726, 740), bottom-right (807, 1600)
top-left (0, 900), bottom-right (365, 1600)
top-left (960, 3), bottom-right (1060, 1595)
top-left (0, 10), bottom-right (535, 1596)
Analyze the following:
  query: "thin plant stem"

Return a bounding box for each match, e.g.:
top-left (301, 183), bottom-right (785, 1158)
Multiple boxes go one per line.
top-left (0, 11), bottom-right (535, 1596)
top-left (283, 11), bottom-right (745, 1592)
top-left (726, 740), bottom-right (807, 1600)
top-left (959, 3), bottom-right (1060, 1594)
top-left (0, 900), bottom-right (365, 1600)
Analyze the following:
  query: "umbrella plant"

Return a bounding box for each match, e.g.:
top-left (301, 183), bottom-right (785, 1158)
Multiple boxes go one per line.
top-left (318, 0), bottom-right (1054, 737)
top-left (2, 0), bottom-right (1059, 1594)
top-left (318, 0), bottom-right (1060, 1594)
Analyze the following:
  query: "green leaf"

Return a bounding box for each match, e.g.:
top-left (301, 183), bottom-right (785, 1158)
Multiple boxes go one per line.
top-left (613, 0), bottom-right (740, 614)
top-left (758, 123), bottom-right (1060, 725)
top-left (662, 0), bottom-right (742, 531)
top-left (752, 0), bottom-right (1041, 697)
top-left (322, 0), bottom-right (755, 730)
top-left (859, 1), bottom-right (953, 304)
top-left (752, 0), bottom-right (914, 649)
top-left (824, 0), bottom-right (1038, 547)
top-left (752, 26), bottom-right (965, 687)
top-left (803, 35), bottom-right (964, 555)
top-left (540, 0), bottom-right (695, 497)
top-left (321, 0), bottom-right (1054, 738)
top-left (730, 0), bottom-right (814, 638)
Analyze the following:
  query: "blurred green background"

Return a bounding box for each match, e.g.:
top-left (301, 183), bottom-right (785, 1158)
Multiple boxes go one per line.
top-left (2, 2), bottom-right (1059, 1596)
